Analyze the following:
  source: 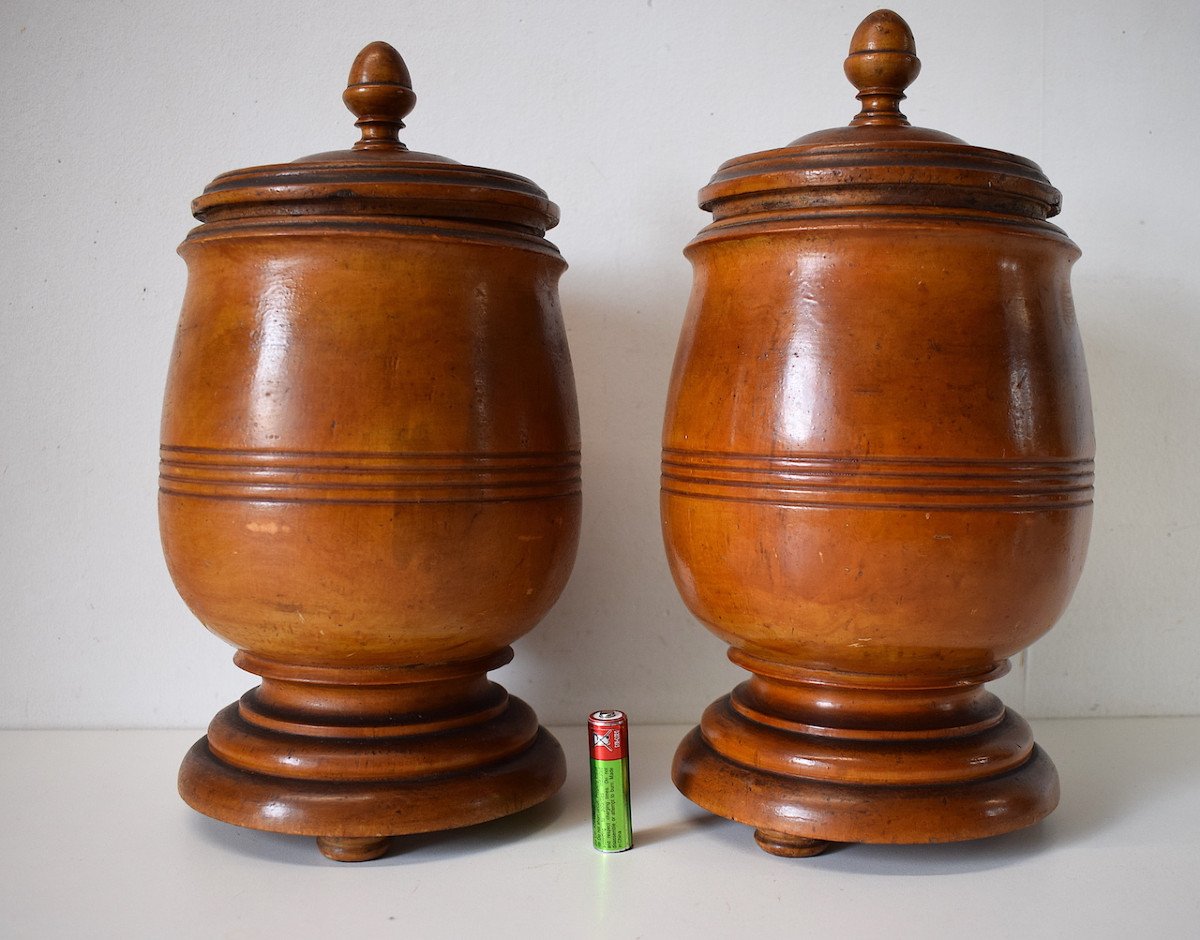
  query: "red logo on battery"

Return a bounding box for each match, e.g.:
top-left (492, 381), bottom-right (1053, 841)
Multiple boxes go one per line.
top-left (589, 711), bottom-right (628, 760)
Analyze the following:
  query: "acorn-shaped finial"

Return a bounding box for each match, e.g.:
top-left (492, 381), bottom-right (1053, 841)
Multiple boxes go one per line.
top-left (844, 10), bottom-right (921, 126)
top-left (342, 41), bottom-right (417, 150)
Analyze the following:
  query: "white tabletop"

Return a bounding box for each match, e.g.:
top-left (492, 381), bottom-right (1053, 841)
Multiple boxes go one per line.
top-left (2, 718), bottom-right (1197, 938)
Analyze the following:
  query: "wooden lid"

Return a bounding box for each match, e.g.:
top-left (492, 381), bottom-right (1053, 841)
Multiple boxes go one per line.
top-left (189, 42), bottom-right (559, 237)
top-left (698, 10), bottom-right (1063, 227)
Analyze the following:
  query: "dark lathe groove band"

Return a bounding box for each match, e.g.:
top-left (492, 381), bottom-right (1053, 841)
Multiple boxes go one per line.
top-left (160, 445), bottom-right (581, 504)
top-left (661, 449), bottom-right (1093, 511)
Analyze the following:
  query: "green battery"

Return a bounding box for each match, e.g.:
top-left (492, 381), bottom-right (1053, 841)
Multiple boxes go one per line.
top-left (588, 709), bottom-right (632, 852)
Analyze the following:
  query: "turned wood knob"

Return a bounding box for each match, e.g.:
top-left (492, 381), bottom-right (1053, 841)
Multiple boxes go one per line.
top-left (844, 9), bottom-right (921, 126)
top-left (342, 41), bottom-right (416, 150)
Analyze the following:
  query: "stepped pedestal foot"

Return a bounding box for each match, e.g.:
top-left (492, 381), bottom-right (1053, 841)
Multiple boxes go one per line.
top-left (178, 652), bottom-right (565, 859)
top-left (673, 661), bottom-right (1060, 856)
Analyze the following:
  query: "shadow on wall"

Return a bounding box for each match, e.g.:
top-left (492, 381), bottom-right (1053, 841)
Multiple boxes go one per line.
top-left (505, 264), bottom-right (743, 727)
top-left (1027, 274), bottom-right (1200, 716)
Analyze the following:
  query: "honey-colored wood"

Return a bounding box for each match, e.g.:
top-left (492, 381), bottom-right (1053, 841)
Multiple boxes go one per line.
top-left (662, 10), bottom-right (1092, 855)
top-left (161, 42), bottom-right (579, 860)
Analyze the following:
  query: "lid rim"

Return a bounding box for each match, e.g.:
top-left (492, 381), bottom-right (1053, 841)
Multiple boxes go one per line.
top-left (714, 137), bottom-right (1048, 176)
top-left (202, 159), bottom-right (546, 193)
top-left (701, 138), bottom-right (1061, 223)
top-left (192, 160), bottom-right (559, 232)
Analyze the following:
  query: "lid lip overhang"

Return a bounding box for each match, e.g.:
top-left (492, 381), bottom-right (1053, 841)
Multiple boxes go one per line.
top-left (713, 135), bottom-right (1049, 177)
top-left (699, 134), bottom-right (1062, 223)
top-left (200, 157), bottom-right (546, 194)
top-left (188, 157), bottom-right (560, 233)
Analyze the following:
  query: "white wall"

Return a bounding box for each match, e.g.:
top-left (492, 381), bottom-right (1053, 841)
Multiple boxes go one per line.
top-left (2, 0), bottom-right (1197, 728)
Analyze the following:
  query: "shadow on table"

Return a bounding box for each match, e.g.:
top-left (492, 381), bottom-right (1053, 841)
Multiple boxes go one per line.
top-left (633, 811), bottom-right (727, 849)
top-left (685, 717), bottom-right (1200, 875)
top-left (187, 717), bottom-right (1199, 873)
top-left (188, 786), bottom-right (577, 868)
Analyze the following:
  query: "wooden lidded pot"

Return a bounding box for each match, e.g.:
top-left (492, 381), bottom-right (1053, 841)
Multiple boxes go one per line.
top-left (662, 10), bottom-right (1093, 856)
top-left (160, 43), bottom-right (579, 861)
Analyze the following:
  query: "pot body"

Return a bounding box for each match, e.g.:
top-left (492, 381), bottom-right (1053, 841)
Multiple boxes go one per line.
top-left (162, 229), bottom-right (580, 667)
top-left (664, 221), bottom-right (1092, 677)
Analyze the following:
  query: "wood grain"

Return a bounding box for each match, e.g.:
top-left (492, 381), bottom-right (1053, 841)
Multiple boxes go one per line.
top-left (663, 10), bottom-right (1092, 856)
top-left (161, 41), bottom-right (578, 861)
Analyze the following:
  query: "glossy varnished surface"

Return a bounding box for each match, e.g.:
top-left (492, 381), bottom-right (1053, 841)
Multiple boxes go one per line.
top-left (161, 236), bottom-right (579, 664)
top-left (662, 227), bottom-right (1091, 674)
top-left (160, 43), bottom-right (578, 858)
top-left (663, 11), bottom-right (1092, 853)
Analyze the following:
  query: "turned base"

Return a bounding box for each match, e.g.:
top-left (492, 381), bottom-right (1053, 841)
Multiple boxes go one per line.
top-left (673, 655), bottom-right (1059, 855)
top-left (179, 649), bottom-right (565, 860)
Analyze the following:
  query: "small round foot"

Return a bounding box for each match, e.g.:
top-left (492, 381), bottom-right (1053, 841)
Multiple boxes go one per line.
top-left (316, 835), bottom-right (392, 862)
top-left (753, 829), bottom-right (831, 858)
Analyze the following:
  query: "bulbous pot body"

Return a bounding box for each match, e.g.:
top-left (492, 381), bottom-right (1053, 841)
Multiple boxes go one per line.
top-left (161, 227), bottom-right (580, 668)
top-left (663, 220), bottom-right (1092, 678)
